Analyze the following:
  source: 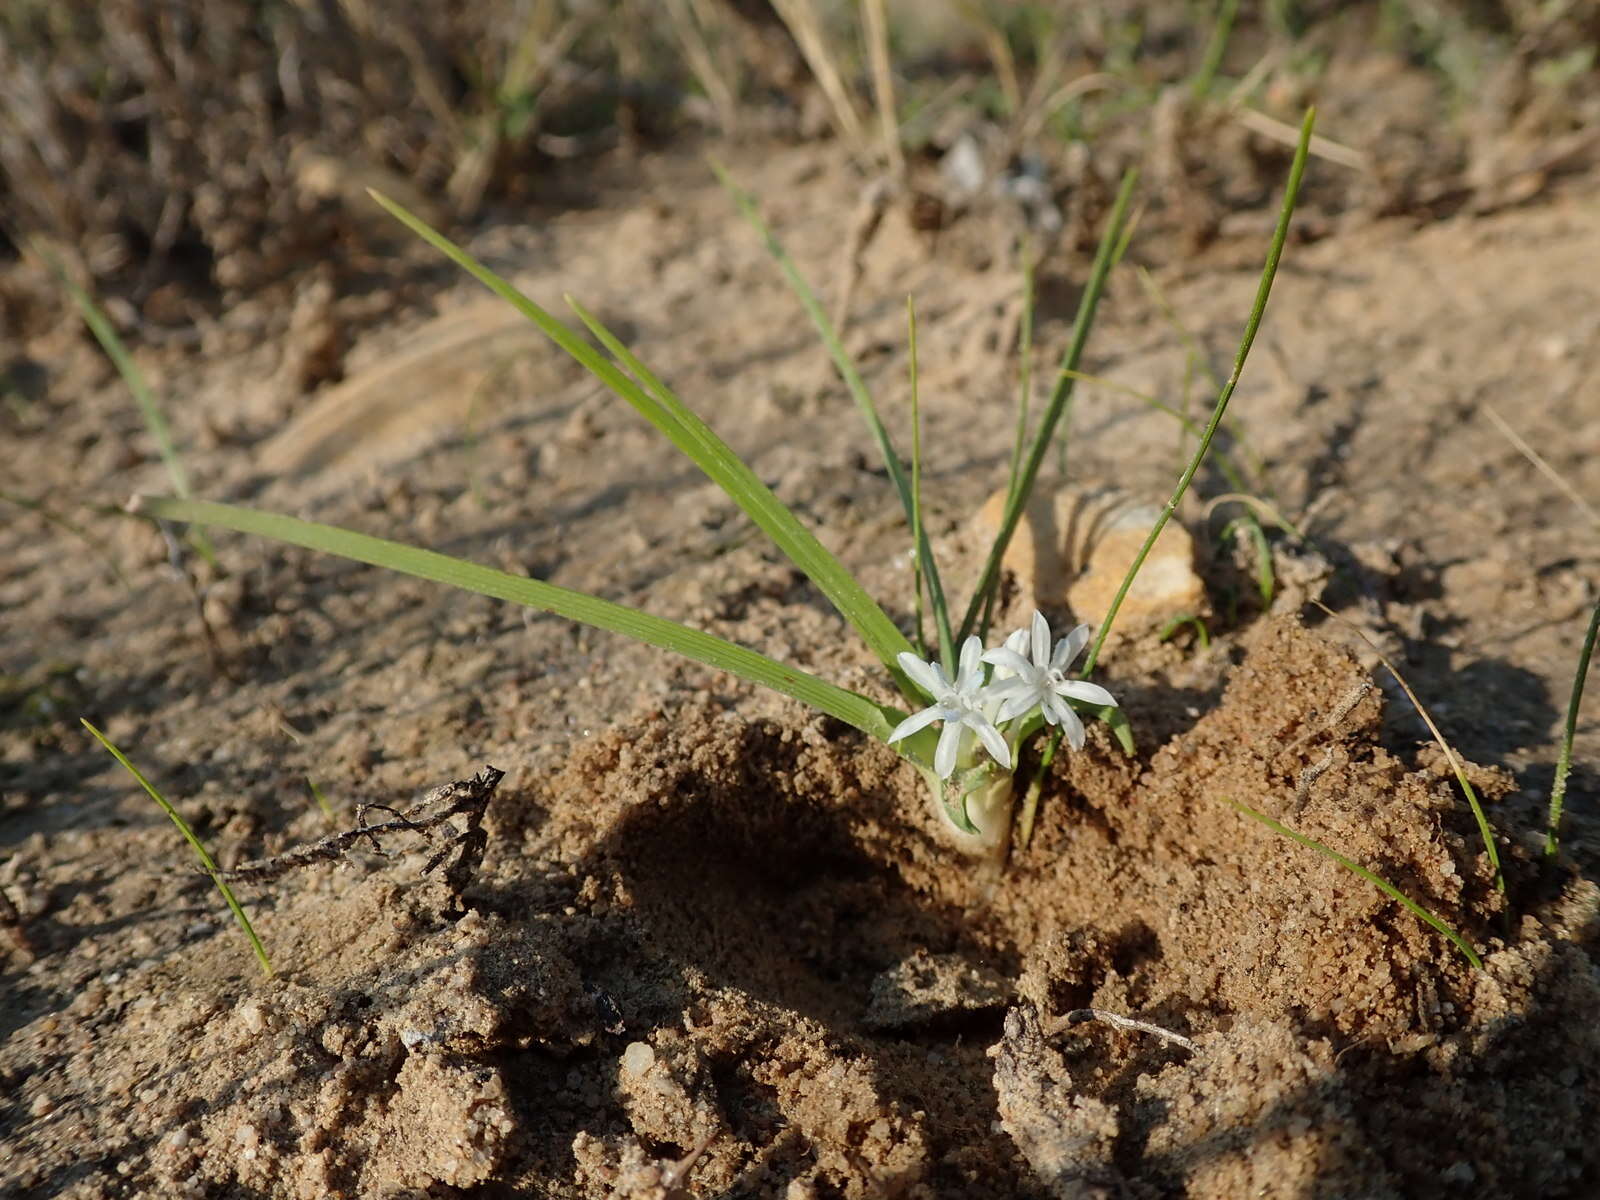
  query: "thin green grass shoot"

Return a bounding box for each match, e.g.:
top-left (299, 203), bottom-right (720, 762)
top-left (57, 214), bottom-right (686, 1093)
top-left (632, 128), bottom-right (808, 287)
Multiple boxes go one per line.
top-left (1219, 513), bottom-right (1275, 607)
top-left (1312, 600), bottom-right (1504, 895)
top-left (307, 776), bottom-right (337, 824)
top-left (1159, 613), bottom-right (1211, 650)
top-left (712, 161), bottom-right (957, 671)
top-left (1546, 597), bottom-right (1598, 856)
top-left (41, 246), bottom-right (218, 569)
top-left (1219, 794), bottom-right (1482, 969)
top-left (983, 250), bottom-right (1039, 644)
top-left (1079, 110), bottom-right (1315, 680)
top-left (1191, 0), bottom-right (1242, 98)
top-left (81, 718), bottom-right (271, 976)
top-left (1134, 265), bottom-right (1276, 499)
top-left (907, 297), bottom-right (928, 659)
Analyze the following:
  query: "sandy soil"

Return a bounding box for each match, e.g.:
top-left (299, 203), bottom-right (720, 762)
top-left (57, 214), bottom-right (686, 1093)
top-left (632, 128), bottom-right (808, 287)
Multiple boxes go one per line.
top-left (4, 119), bottom-right (1600, 1197)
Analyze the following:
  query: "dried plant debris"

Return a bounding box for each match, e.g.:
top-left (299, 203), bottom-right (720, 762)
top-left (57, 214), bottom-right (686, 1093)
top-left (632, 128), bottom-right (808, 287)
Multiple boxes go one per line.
top-left (990, 1005), bottom-right (1121, 1199)
top-left (221, 766), bottom-right (503, 908)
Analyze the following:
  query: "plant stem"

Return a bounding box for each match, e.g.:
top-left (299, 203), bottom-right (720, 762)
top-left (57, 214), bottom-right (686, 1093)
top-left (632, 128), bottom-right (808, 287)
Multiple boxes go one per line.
top-left (1546, 596), bottom-right (1599, 856)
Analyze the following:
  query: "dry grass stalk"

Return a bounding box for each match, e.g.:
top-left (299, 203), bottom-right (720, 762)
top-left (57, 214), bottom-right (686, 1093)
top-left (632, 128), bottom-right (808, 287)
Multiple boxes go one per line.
top-left (768, 0), bottom-right (866, 151)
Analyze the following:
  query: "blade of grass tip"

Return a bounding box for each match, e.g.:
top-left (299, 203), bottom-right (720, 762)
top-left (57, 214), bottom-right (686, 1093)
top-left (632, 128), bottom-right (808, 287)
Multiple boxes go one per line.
top-left (307, 777), bottom-right (337, 824)
top-left (711, 161), bottom-right (957, 672)
top-left (1311, 600), bottom-right (1504, 895)
top-left (81, 718), bottom-right (272, 976)
top-left (364, 189), bottom-right (913, 682)
top-left (1220, 794), bottom-right (1483, 969)
top-left (908, 297), bottom-right (928, 659)
top-left (132, 495), bottom-right (909, 746)
top-left (1079, 110), bottom-right (1315, 679)
top-left (957, 168), bottom-right (1139, 645)
top-left (1545, 595), bottom-right (1598, 857)
top-left (41, 247), bottom-right (218, 569)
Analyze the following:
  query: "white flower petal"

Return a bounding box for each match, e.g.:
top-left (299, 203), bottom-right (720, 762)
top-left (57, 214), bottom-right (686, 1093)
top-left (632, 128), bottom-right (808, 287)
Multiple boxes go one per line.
top-left (896, 652), bottom-right (946, 699)
top-left (998, 690), bottom-right (1041, 722)
top-left (1056, 680), bottom-right (1116, 708)
top-left (1030, 610), bottom-right (1052, 668)
top-left (1051, 623), bottom-right (1092, 672)
top-left (1059, 705), bottom-right (1087, 750)
top-left (888, 706), bottom-right (941, 744)
top-left (955, 636), bottom-right (985, 691)
top-left (969, 716), bottom-right (1013, 769)
top-left (934, 721), bottom-right (964, 778)
top-left (981, 647), bottom-right (1034, 677)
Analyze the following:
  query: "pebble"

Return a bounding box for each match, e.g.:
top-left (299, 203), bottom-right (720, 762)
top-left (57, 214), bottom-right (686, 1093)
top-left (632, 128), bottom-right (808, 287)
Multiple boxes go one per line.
top-left (969, 482), bottom-right (1206, 635)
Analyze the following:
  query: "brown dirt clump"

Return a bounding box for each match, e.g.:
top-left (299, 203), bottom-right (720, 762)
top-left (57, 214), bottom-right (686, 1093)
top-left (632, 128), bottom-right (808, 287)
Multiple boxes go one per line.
top-left (9, 616), bottom-right (1593, 1197)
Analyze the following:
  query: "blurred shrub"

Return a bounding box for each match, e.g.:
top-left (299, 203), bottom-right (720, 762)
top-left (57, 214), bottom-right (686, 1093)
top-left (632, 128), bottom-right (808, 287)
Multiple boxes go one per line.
top-left (0, 0), bottom-right (687, 306)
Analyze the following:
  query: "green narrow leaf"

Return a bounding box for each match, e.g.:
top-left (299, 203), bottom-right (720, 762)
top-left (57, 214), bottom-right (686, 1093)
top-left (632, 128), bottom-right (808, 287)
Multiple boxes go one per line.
top-left (43, 250), bottom-right (218, 568)
top-left (958, 168), bottom-right (1140, 645)
top-left (907, 297), bottom-right (928, 659)
top-left (1221, 513), bottom-right (1275, 607)
top-left (1547, 597), bottom-right (1599, 855)
top-left (134, 496), bottom-right (905, 743)
top-left (712, 161), bottom-right (957, 671)
top-left (364, 189), bottom-right (914, 683)
top-left (1220, 795), bottom-right (1482, 970)
top-left (1081, 110), bottom-right (1316, 678)
top-left (82, 719), bottom-right (272, 976)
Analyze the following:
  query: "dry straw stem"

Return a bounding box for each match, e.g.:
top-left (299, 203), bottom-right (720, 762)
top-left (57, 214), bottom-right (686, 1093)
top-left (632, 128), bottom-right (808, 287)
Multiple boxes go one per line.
top-left (1311, 600), bottom-right (1504, 895)
top-left (1219, 795), bottom-right (1483, 970)
top-left (662, 0), bottom-right (740, 134)
top-left (1482, 403), bottom-right (1600, 528)
top-left (859, 0), bottom-right (904, 181)
top-left (81, 719), bottom-right (272, 976)
top-left (767, 0), bottom-right (865, 152)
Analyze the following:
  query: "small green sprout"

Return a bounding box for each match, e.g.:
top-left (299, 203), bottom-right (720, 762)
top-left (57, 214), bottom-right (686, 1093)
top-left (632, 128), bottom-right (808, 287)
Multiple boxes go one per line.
top-left (81, 719), bottom-right (271, 976)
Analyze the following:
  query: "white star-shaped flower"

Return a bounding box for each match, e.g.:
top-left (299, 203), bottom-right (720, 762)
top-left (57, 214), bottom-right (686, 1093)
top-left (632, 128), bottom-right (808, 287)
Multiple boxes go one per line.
top-left (982, 610), bottom-right (1117, 750)
top-left (888, 636), bottom-right (1013, 779)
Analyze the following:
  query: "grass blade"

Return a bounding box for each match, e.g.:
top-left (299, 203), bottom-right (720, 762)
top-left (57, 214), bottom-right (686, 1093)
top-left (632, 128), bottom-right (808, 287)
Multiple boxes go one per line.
top-left (365, 189), bottom-right (914, 680)
top-left (1220, 794), bottom-right (1482, 970)
top-left (132, 495), bottom-right (906, 744)
top-left (712, 161), bottom-right (957, 671)
top-left (81, 719), bottom-right (272, 976)
top-left (1545, 596), bottom-right (1599, 856)
top-left (43, 249), bottom-right (218, 568)
top-left (957, 168), bottom-right (1140, 645)
top-left (1080, 110), bottom-right (1316, 677)
top-left (908, 297), bottom-right (928, 658)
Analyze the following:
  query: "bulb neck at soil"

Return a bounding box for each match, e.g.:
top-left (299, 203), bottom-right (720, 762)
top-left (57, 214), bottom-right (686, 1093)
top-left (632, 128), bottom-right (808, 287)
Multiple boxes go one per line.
top-left (919, 761), bottom-right (1015, 862)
